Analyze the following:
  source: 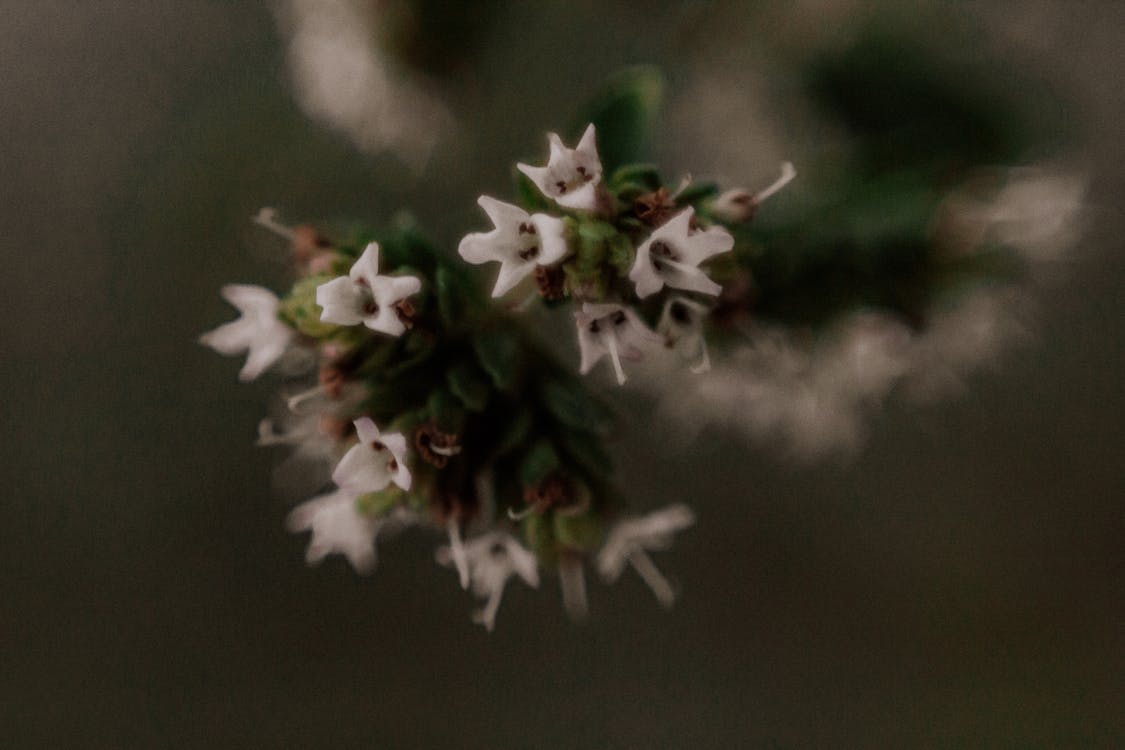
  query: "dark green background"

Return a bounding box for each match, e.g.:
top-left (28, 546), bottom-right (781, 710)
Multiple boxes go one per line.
top-left (2, 1), bottom-right (1122, 747)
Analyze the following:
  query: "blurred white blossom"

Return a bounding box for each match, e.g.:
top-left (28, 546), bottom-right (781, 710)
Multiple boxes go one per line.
top-left (275, 0), bottom-right (453, 168)
top-left (597, 504), bottom-right (695, 608)
top-left (199, 285), bottom-right (295, 382)
top-left (436, 530), bottom-right (539, 631)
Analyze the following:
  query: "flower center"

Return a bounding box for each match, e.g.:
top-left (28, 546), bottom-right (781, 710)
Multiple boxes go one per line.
top-left (554, 164), bottom-right (596, 195)
top-left (649, 241), bottom-right (680, 273)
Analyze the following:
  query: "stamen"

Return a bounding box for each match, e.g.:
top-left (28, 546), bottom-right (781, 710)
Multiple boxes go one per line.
top-left (604, 332), bottom-right (628, 385)
top-left (626, 547), bottom-right (676, 608)
top-left (670, 173), bottom-right (693, 199)
top-left (253, 207), bottom-right (295, 241)
top-left (286, 384), bottom-right (325, 412)
top-left (690, 339), bottom-right (712, 375)
top-left (448, 518), bottom-right (470, 590)
top-left (755, 162), bottom-right (797, 203)
top-left (559, 553), bottom-right (588, 622)
top-left (555, 181), bottom-right (567, 193)
top-left (473, 587), bottom-right (504, 632)
top-left (430, 444), bottom-right (461, 457)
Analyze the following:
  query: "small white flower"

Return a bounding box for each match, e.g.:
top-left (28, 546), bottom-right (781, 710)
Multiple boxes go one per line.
top-left (517, 123), bottom-right (603, 211)
top-left (712, 162), bottom-right (797, 223)
top-left (575, 302), bottom-right (658, 385)
top-left (315, 242), bottom-right (421, 335)
top-left (657, 296), bottom-right (712, 374)
top-left (287, 488), bottom-right (417, 574)
top-left (436, 530), bottom-right (539, 632)
top-left (200, 284), bottom-right (295, 382)
top-left (629, 207), bottom-right (734, 299)
top-left (597, 504), bottom-right (695, 608)
top-left (458, 196), bottom-right (569, 297)
top-left (332, 417), bottom-right (412, 494)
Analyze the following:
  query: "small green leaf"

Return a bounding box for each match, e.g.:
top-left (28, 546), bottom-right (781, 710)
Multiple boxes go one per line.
top-left (427, 388), bottom-right (466, 434)
top-left (446, 361), bottom-right (490, 412)
top-left (472, 328), bottom-right (521, 391)
top-left (557, 430), bottom-right (613, 478)
top-left (541, 377), bottom-right (613, 435)
top-left (435, 265), bottom-right (466, 325)
top-left (676, 181), bottom-right (719, 205)
top-left (574, 66), bottom-right (665, 172)
top-left (514, 169), bottom-right (552, 212)
top-left (520, 439), bottom-right (559, 487)
top-left (494, 407), bottom-right (534, 457)
top-left (610, 163), bottom-right (662, 191)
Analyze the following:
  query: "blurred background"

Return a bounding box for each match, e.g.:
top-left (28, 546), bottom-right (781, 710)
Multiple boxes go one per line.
top-left (1, 1), bottom-right (1122, 747)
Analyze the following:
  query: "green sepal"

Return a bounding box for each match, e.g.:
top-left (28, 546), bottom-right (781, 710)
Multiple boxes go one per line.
top-left (522, 512), bottom-right (557, 563)
top-left (520, 439), bottom-right (560, 487)
top-left (553, 511), bottom-right (603, 551)
top-left (472, 328), bottom-right (521, 391)
top-left (279, 274), bottom-right (338, 338)
top-left (446, 360), bottom-right (490, 412)
top-left (356, 487), bottom-right (405, 517)
top-left (606, 233), bottom-right (635, 277)
top-left (573, 66), bottom-right (664, 173)
top-left (541, 377), bottom-right (613, 436)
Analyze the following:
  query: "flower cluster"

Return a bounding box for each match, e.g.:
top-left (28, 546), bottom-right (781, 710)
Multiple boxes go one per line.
top-left (458, 124), bottom-right (795, 384)
top-left (202, 104), bottom-right (1060, 629)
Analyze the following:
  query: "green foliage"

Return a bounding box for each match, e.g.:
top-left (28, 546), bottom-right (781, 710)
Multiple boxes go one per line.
top-left (472, 328), bottom-right (521, 391)
top-left (572, 66), bottom-right (664, 173)
top-left (520, 439), bottom-right (560, 487)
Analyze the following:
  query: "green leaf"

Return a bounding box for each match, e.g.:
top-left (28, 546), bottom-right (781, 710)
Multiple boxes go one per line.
top-left (676, 181), bottom-right (719, 206)
top-left (446, 361), bottom-right (490, 412)
top-left (472, 328), bottom-right (521, 391)
top-left (435, 265), bottom-right (466, 325)
top-left (610, 163), bottom-right (662, 191)
top-left (494, 407), bottom-right (534, 457)
top-left (514, 169), bottom-right (552, 212)
top-left (557, 430), bottom-right (613, 479)
top-left (427, 388), bottom-right (466, 434)
top-left (541, 377), bottom-right (613, 435)
top-left (573, 66), bottom-right (664, 173)
top-left (520, 438), bottom-right (559, 487)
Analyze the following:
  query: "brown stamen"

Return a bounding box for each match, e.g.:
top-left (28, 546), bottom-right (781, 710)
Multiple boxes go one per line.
top-left (534, 264), bottom-right (566, 300)
top-left (413, 423), bottom-right (461, 469)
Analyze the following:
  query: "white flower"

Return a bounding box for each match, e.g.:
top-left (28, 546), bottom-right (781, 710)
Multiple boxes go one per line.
top-left (458, 196), bottom-right (569, 297)
top-left (575, 302), bottom-right (658, 385)
top-left (332, 417), bottom-right (412, 494)
top-left (287, 488), bottom-right (416, 574)
top-left (200, 284), bottom-right (295, 381)
top-left (315, 242), bottom-right (421, 335)
top-left (596, 504), bottom-right (695, 608)
top-left (657, 297), bottom-right (712, 374)
top-left (712, 162), bottom-right (797, 223)
top-left (436, 530), bottom-right (540, 632)
top-left (629, 207), bottom-right (734, 299)
top-left (517, 123), bottom-right (603, 211)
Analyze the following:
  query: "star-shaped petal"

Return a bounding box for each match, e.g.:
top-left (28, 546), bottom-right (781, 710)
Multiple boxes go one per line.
top-left (458, 196), bottom-right (569, 297)
top-left (517, 124), bottom-right (603, 211)
top-left (596, 504), bottom-right (695, 608)
top-left (574, 302), bottom-right (659, 385)
top-left (316, 242), bottom-right (421, 335)
top-left (628, 207), bottom-right (734, 299)
top-left (332, 417), bottom-right (412, 494)
top-left (200, 284), bottom-right (295, 381)
top-left (436, 530), bottom-right (539, 632)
